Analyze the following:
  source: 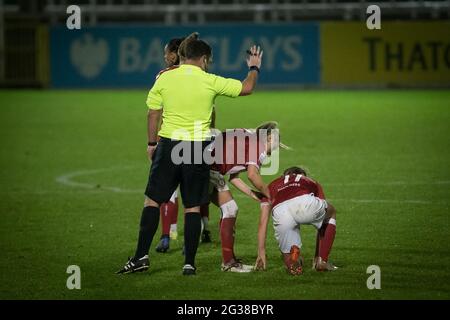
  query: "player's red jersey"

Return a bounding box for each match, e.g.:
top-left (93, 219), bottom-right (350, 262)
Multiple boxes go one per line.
top-left (264, 174), bottom-right (326, 209)
top-left (211, 129), bottom-right (267, 176)
top-left (155, 65), bottom-right (179, 80)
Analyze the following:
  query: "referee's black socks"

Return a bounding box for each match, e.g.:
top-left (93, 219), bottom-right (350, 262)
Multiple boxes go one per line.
top-left (184, 212), bottom-right (202, 267)
top-left (134, 206), bottom-right (160, 259)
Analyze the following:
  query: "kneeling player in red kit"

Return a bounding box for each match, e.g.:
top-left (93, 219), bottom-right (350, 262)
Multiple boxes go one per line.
top-left (255, 166), bottom-right (338, 275)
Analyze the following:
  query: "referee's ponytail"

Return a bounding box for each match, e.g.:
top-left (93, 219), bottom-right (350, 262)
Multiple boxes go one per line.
top-left (178, 32), bottom-right (200, 62)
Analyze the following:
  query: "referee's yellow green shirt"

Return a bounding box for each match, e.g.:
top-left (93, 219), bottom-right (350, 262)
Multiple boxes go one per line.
top-left (146, 64), bottom-right (242, 141)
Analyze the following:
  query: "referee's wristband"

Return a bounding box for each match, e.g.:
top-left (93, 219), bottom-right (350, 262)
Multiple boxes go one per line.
top-left (148, 142), bottom-right (157, 146)
top-left (249, 66), bottom-right (260, 73)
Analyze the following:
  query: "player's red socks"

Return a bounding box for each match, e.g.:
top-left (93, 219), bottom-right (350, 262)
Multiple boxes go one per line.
top-left (318, 218), bottom-right (336, 262)
top-left (220, 218), bottom-right (236, 264)
top-left (160, 203), bottom-right (171, 236)
top-left (170, 199), bottom-right (179, 225)
top-left (160, 200), bottom-right (178, 237)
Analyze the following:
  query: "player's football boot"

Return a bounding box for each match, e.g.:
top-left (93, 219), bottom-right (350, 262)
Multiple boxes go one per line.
top-left (169, 230), bottom-right (178, 241)
top-left (182, 264), bottom-right (196, 276)
top-left (116, 255), bottom-right (149, 274)
top-left (288, 262), bottom-right (303, 275)
top-left (155, 235), bottom-right (170, 253)
top-left (221, 259), bottom-right (253, 273)
top-left (314, 257), bottom-right (338, 272)
top-left (287, 245), bottom-right (303, 276)
top-left (312, 257), bottom-right (319, 270)
top-left (201, 229), bottom-right (212, 243)
top-left (234, 258), bottom-right (254, 271)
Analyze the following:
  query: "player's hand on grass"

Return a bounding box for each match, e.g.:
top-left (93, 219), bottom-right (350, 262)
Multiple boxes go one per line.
top-left (255, 253), bottom-right (267, 271)
top-left (246, 45), bottom-right (263, 69)
top-left (147, 145), bottom-right (157, 161)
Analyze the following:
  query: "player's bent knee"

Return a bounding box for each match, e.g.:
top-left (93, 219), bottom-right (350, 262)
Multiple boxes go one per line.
top-left (220, 199), bottom-right (238, 219)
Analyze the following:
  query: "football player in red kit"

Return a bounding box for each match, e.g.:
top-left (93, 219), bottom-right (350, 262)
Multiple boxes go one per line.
top-left (209, 122), bottom-right (279, 272)
top-left (255, 166), bottom-right (338, 275)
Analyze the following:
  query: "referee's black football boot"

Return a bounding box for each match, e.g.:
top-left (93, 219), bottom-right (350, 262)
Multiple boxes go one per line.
top-left (182, 264), bottom-right (196, 276)
top-left (116, 255), bottom-right (149, 274)
top-left (155, 235), bottom-right (170, 253)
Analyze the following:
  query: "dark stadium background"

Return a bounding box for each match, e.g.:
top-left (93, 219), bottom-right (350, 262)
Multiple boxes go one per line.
top-left (2, 0), bottom-right (449, 88)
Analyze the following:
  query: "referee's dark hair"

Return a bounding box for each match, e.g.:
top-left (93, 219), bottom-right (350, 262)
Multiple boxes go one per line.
top-left (185, 39), bottom-right (212, 61)
top-left (178, 32), bottom-right (199, 61)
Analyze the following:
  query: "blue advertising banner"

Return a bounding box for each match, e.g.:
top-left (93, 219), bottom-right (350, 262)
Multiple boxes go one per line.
top-left (50, 24), bottom-right (319, 88)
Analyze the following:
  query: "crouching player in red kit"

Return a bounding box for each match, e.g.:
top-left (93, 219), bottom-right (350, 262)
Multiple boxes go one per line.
top-left (255, 167), bottom-right (338, 275)
top-left (210, 122), bottom-right (279, 272)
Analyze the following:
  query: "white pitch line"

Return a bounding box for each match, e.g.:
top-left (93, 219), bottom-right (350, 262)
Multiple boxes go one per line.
top-left (330, 198), bottom-right (434, 205)
top-left (51, 167), bottom-right (450, 205)
top-left (232, 194), bottom-right (436, 204)
top-left (55, 167), bottom-right (142, 194)
top-left (324, 180), bottom-right (450, 187)
top-left (0, 189), bottom-right (440, 205)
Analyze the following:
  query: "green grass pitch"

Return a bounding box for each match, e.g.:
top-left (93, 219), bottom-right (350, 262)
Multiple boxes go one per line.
top-left (0, 89), bottom-right (449, 299)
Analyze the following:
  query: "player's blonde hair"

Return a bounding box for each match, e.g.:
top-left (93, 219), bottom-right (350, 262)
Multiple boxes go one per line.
top-left (256, 121), bottom-right (279, 135)
top-left (283, 167), bottom-right (307, 176)
top-left (256, 121), bottom-right (292, 150)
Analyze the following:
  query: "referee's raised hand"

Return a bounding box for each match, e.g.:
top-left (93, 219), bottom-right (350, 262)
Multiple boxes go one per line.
top-left (246, 45), bottom-right (263, 69)
top-left (240, 45), bottom-right (263, 96)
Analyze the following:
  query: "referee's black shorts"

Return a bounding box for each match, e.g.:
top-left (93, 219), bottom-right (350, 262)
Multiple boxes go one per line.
top-left (145, 137), bottom-right (211, 208)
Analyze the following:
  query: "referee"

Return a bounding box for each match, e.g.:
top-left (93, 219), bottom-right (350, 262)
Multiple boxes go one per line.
top-left (118, 39), bottom-right (263, 276)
